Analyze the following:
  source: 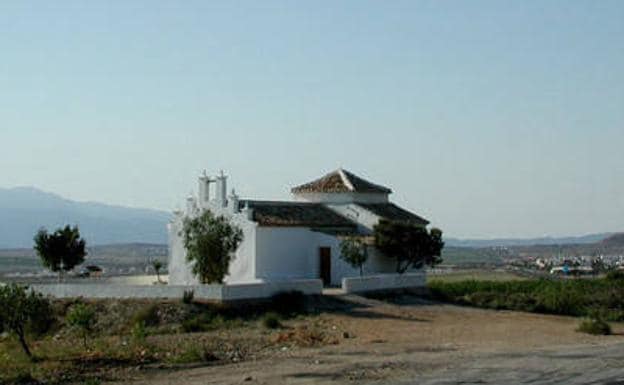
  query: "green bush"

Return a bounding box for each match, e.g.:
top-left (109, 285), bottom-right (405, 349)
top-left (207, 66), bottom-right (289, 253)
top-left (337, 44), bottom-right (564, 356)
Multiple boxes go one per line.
top-left (605, 270), bottom-right (624, 281)
top-left (577, 318), bottom-right (611, 335)
top-left (427, 277), bottom-right (624, 320)
top-left (181, 312), bottom-right (225, 333)
top-left (262, 312), bottom-right (281, 329)
top-left (0, 284), bottom-right (54, 358)
top-left (131, 321), bottom-right (148, 343)
top-left (131, 304), bottom-right (159, 327)
top-left (169, 344), bottom-right (218, 364)
top-left (66, 303), bottom-right (96, 349)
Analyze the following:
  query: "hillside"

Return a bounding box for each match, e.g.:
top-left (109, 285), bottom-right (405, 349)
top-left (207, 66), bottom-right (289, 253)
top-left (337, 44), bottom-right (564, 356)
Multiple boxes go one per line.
top-left (600, 233), bottom-right (624, 247)
top-left (445, 233), bottom-right (612, 248)
top-left (0, 187), bottom-right (171, 248)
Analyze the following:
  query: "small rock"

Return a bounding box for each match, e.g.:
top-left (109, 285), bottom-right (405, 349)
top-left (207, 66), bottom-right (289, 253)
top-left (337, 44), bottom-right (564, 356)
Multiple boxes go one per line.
top-left (281, 346), bottom-right (288, 351)
top-left (243, 376), bottom-right (253, 381)
top-left (314, 360), bottom-right (320, 365)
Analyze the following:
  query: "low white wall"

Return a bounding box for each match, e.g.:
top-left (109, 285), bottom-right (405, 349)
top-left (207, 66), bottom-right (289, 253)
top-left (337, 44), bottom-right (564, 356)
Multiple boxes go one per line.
top-left (31, 279), bottom-right (322, 301)
top-left (106, 275), bottom-right (169, 285)
top-left (341, 272), bottom-right (426, 294)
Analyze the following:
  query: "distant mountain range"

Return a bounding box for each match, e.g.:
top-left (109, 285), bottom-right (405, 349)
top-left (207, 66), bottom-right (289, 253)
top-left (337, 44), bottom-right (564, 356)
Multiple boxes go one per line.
top-left (445, 233), bottom-right (614, 248)
top-left (0, 187), bottom-right (171, 248)
top-left (0, 185), bottom-right (618, 251)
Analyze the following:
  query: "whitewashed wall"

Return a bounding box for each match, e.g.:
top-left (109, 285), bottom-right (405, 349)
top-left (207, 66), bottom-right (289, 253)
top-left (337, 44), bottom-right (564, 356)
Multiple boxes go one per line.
top-left (341, 272), bottom-right (426, 293)
top-left (31, 279), bottom-right (322, 301)
top-left (255, 227), bottom-right (329, 282)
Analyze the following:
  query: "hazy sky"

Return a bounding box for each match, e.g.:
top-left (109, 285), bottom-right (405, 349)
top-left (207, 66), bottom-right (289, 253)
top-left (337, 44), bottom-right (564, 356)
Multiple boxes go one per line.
top-left (1, 1), bottom-right (623, 238)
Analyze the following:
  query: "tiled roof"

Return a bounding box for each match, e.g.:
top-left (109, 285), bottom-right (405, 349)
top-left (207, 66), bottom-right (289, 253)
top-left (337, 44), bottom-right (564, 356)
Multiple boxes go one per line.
top-left (240, 200), bottom-right (358, 228)
top-left (357, 203), bottom-right (430, 226)
top-left (291, 169), bottom-right (392, 194)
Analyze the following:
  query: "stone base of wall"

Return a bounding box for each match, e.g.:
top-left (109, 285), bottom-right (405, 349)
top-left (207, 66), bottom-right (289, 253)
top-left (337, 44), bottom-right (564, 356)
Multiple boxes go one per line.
top-left (341, 272), bottom-right (426, 294)
top-left (31, 279), bottom-right (322, 302)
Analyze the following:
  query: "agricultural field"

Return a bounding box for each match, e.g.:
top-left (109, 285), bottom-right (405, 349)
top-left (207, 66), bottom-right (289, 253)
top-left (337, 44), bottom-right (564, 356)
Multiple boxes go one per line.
top-left (427, 268), bottom-right (526, 283)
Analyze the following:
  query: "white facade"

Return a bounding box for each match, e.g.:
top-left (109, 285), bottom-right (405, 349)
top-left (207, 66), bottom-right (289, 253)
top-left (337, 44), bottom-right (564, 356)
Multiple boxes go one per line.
top-left (168, 169), bottom-right (428, 287)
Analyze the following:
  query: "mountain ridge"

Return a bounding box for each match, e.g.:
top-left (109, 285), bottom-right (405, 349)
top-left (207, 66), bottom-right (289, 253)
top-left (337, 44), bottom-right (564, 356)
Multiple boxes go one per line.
top-left (0, 186), bottom-right (171, 248)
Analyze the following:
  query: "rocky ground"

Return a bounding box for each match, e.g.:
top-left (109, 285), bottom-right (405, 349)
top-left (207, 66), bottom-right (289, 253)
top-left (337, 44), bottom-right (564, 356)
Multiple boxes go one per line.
top-left (116, 295), bottom-right (624, 385)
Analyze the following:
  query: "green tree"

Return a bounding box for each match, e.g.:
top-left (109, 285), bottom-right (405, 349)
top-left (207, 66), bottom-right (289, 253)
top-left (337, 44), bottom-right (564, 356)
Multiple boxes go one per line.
top-left (0, 284), bottom-right (53, 358)
top-left (374, 220), bottom-right (444, 274)
top-left (66, 303), bottom-right (96, 349)
top-left (339, 236), bottom-right (369, 276)
top-left (181, 211), bottom-right (243, 284)
top-left (34, 225), bottom-right (87, 282)
top-left (152, 260), bottom-right (164, 283)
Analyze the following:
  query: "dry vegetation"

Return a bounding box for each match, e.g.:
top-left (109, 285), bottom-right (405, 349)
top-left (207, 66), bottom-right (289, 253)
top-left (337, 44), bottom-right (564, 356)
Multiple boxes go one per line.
top-left (0, 293), bottom-right (346, 385)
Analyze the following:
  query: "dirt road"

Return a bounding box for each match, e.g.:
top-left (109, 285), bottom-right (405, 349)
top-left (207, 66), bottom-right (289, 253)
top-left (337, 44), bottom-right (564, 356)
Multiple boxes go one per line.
top-left (121, 295), bottom-right (624, 385)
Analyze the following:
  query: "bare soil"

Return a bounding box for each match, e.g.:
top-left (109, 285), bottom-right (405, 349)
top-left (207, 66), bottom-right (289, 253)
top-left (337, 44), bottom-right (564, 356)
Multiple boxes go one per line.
top-left (114, 294), bottom-right (624, 385)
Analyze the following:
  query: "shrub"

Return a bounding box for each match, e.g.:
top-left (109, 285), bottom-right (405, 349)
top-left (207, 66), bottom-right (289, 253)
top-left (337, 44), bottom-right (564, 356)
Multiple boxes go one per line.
top-left (182, 289), bottom-right (195, 304)
top-left (66, 303), bottom-right (96, 349)
top-left (0, 284), bottom-right (53, 358)
top-left (262, 312), bottom-right (281, 329)
top-left (169, 344), bottom-right (218, 364)
top-left (605, 270), bottom-right (624, 281)
top-left (131, 304), bottom-right (159, 327)
top-left (427, 277), bottom-right (624, 320)
top-left (131, 321), bottom-right (148, 343)
top-left (181, 312), bottom-right (225, 333)
top-left (577, 318), bottom-right (611, 335)
top-left (270, 291), bottom-right (306, 316)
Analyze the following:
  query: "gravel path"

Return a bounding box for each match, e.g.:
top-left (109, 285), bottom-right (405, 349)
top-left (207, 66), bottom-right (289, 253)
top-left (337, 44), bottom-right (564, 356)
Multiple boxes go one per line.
top-left (394, 342), bottom-right (624, 385)
top-left (120, 295), bottom-right (624, 385)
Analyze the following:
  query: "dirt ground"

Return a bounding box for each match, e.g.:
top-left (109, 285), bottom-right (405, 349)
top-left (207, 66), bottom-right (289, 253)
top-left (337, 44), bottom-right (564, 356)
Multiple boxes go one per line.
top-left (115, 295), bottom-right (624, 385)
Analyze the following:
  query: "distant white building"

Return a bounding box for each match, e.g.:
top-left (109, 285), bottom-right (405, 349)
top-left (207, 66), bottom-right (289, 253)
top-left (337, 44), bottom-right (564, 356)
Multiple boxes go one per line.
top-left (168, 169), bottom-right (430, 286)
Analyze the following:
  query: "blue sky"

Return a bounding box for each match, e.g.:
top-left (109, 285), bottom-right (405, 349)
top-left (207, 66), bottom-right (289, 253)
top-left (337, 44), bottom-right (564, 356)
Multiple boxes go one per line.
top-left (1, 1), bottom-right (623, 238)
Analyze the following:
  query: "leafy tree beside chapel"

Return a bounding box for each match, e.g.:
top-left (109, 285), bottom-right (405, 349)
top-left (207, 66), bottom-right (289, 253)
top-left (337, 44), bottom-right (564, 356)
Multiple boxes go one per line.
top-left (181, 211), bottom-right (243, 284)
top-left (374, 220), bottom-right (444, 274)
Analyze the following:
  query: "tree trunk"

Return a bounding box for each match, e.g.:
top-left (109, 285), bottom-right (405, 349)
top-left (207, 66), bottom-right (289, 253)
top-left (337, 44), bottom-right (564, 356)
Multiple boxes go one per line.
top-left (359, 265), bottom-right (363, 277)
top-left (17, 331), bottom-right (32, 358)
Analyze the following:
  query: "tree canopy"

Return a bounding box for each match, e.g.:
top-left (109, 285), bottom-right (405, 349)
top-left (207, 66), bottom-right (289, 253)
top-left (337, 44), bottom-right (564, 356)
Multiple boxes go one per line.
top-left (374, 220), bottom-right (444, 274)
top-left (34, 225), bottom-right (87, 282)
top-left (339, 236), bottom-right (369, 276)
top-left (181, 211), bottom-right (243, 284)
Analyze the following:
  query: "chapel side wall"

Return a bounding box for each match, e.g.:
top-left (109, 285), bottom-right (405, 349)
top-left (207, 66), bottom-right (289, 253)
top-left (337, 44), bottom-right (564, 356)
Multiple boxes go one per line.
top-left (223, 217), bottom-right (258, 283)
top-left (255, 227), bottom-right (319, 281)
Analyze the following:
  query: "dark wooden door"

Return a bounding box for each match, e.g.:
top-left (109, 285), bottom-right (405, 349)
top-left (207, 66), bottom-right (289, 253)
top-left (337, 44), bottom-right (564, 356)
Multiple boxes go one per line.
top-left (319, 247), bottom-right (331, 286)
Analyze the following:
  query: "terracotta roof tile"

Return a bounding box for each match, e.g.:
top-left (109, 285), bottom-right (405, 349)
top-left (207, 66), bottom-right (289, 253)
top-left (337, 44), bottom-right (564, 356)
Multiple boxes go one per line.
top-left (291, 169), bottom-right (392, 194)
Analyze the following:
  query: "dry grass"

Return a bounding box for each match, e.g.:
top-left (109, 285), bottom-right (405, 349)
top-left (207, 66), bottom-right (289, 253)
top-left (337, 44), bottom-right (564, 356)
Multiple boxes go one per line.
top-left (0, 296), bottom-right (329, 384)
